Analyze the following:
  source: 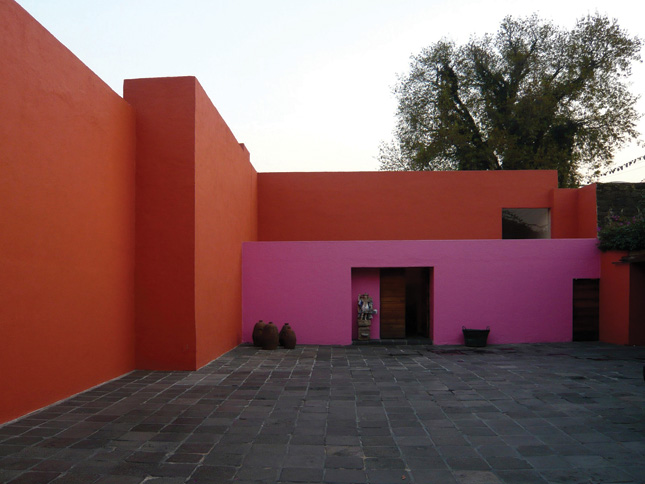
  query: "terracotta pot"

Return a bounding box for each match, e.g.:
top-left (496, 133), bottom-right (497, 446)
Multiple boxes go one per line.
top-left (262, 322), bottom-right (279, 350)
top-left (279, 323), bottom-right (290, 347)
top-left (252, 320), bottom-right (265, 347)
top-left (280, 324), bottom-right (296, 349)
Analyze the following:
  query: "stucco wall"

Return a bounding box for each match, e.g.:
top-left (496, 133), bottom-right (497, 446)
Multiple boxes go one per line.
top-left (577, 184), bottom-right (599, 238)
top-left (124, 76), bottom-right (258, 370)
top-left (629, 263), bottom-right (645, 345)
top-left (258, 170), bottom-right (594, 242)
top-left (599, 251), bottom-right (631, 345)
top-left (0, 0), bottom-right (136, 423)
top-left (124, 77), bottom-right (198, 370)
top-left (194, 82), bottom-right (258, 368)
top-left (243, 239), bottom-right (600, 346)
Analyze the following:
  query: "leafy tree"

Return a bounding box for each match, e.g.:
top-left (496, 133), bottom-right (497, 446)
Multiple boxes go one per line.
top-left (379, 14), bottom-right (642, 187)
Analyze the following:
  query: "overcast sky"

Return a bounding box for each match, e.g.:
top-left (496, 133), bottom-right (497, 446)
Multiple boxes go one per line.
top-left (16, 0), bottom-right (645, 181)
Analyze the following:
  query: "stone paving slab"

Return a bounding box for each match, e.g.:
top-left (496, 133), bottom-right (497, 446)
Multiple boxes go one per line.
top-left (1, 342), bottom-right (644, 483)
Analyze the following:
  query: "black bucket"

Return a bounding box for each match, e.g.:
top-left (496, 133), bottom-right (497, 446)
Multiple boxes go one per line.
top-left (462, 326), bottom-right (490, 347)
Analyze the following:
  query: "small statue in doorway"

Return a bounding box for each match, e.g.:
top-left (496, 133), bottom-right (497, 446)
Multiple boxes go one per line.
top-left (357, 293), bottom-right (375, 321)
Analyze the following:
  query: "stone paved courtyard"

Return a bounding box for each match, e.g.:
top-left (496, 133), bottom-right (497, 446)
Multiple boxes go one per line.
top-left (1, 342), bottom-right (644, 484)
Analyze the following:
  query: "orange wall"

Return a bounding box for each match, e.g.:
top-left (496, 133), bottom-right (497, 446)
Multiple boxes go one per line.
top-left (124, 76), bottom-right (258, 370)
top-left (549, 185), bottom-right (596, 239)
top-left (629, 263), bottom-right (645, 345)
top-left (194, 82), bottom-right (258, 368)
top-left (576, 184), bottom-right (598, 238)
top-left (551, 189), bottom-right (578, 238)
top-left (599, 252), bottom-right (631, 344)
top-left (124, 77), bottom-right (198, 370)
top-left (258, 170), bottom-right (584, 241)
top-left (0, 0), bottom-right (136, 423)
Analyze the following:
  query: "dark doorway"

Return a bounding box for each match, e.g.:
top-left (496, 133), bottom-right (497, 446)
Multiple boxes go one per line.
top-left (629, 263), bottom-right (645, 346)
top-left (572, 279), bottom-right (599, 341)
top-left (380, 268), bottom-right (430, 339)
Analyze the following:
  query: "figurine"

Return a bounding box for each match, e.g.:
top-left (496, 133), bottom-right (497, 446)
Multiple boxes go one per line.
top-left (358, 293), bottom-right (375, 321)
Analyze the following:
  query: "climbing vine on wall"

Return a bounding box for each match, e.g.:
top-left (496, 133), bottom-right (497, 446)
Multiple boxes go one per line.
top-left (597, 211), bottom-right (645, 251)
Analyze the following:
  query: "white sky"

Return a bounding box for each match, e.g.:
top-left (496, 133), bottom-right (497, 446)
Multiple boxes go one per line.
top-left (16, 0), bottom-right (645, 181)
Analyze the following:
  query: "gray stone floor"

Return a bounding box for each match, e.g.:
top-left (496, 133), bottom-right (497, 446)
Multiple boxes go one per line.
top-left (1, 342), bottom-right (644, 484)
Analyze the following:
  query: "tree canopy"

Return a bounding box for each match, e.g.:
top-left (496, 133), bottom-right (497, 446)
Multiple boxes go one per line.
top-left (379, 14), bottom-right (642, 187)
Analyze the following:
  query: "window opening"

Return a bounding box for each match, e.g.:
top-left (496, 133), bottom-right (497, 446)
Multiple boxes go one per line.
top-left (502, 208), bottom-right (550, 239)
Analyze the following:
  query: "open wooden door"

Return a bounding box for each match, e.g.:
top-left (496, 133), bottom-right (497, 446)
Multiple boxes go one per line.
top-left (380, 268), bottom-right (406, 338)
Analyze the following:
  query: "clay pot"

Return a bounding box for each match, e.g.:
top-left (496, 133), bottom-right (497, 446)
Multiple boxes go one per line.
top-left (261, 322), bottom-right (279, 350)
top-left (278, 323), bottom-right (290, 347)
top-left (280, 323), bottom-right (297, 349)
top-left (252, 320), bottom-right (265, 347)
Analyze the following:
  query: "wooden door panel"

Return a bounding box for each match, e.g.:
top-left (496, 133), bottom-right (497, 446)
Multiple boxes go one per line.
top-left (380, 269), bottom-right (405, 338)
top-left (573, 279), bottom-right (599, 341)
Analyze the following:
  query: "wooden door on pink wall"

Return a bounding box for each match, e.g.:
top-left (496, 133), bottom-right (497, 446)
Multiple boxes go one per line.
top-left (572, 278), bottom-right (599, 341)
top-left (380, 269), bottom-right (406, 338)
top-left (380, 268), bottom-right (431, 339)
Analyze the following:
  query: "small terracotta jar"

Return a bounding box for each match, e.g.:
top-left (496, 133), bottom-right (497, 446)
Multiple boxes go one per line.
top-left (262, 322), bottom-right (279, 350)
top-left (281, 324), bottom-right (297, 349)
top-left (252, 320), bottom-right (265, 347)
top-left (279, 323), bottom-right (291, 347)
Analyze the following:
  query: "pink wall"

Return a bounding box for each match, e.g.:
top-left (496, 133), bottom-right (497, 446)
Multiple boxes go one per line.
top-left (242, 239), bottom-right (600, 345)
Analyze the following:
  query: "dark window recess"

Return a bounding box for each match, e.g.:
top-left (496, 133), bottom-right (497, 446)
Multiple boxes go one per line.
top-left (502, 208), bottom-right (550, 239)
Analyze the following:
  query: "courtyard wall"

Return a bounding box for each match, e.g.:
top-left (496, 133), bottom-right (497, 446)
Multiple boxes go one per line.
top-left (257, 171), bottom-right (597, 241)
top-left (1, 0), bottom-right (137, 423)
top-left (242, 239), bottom-right (601, 345)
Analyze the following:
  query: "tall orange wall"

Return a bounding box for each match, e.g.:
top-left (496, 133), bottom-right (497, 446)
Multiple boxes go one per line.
top-left (599, 252), bottom-right (631, 344)
top-left (550, 185), bottom-right (597, 239)
top-left (551, 189), bottom-right (578, 238)
top-left (124, 76), bottom-right (257, 370)
top-left (629, 263), bottom-right (645, 345)
top-left (194, 82), bottom-right (258, 368)
top-left (0, 0), bottom-right (136, 423)
top-left (576, 184), bottom-right (598, 238)
top-left (258, 170), bottom-right (583, 241)
top-left (124, 77), bottom-right (197, 370)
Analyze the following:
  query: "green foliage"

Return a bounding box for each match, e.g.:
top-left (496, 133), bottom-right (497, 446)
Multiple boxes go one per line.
top-left (380, 14), bottom-right (642, 187)
top-left (597, 211), bottom-right (645, 251)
